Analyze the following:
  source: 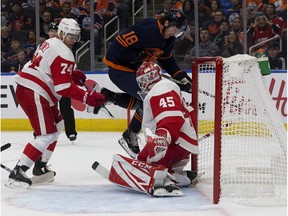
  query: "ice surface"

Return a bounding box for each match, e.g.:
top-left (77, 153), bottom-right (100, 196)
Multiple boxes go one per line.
top-left (1, 132), bottom-right (287, 216)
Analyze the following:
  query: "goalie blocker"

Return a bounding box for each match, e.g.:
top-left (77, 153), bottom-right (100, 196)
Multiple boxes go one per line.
top-left (109, 154), bottom-right (184, 197)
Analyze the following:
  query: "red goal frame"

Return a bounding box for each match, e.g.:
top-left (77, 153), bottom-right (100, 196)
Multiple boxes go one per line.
top-left (191, 57), bottom-right (223, 204)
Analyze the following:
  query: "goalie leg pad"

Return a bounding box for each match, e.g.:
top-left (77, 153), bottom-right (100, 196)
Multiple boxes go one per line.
top-left (109, 154), bottom-right (168, 195)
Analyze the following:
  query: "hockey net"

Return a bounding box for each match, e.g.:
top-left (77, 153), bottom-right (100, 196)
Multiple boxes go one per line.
top-left (191, 54), bottom-right (287, 205)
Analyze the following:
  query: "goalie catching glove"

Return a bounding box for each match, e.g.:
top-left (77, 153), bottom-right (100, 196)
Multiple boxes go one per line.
top-left (172, 70), bottom-right (192, 93)
top-left (146, 128), bottom-right (171, 163)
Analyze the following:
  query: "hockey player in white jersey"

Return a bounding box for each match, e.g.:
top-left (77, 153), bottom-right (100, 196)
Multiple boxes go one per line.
top-left (8, 18), bottom-right (106, 187)
top-left (108, 61), bottom-right (199, 196)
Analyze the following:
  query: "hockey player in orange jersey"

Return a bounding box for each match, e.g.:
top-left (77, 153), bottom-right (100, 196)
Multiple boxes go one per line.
top-left (7, 18), bottom-right (106, 187)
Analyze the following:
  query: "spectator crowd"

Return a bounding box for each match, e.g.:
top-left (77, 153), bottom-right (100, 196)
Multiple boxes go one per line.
top-left (1, 0), bottom-right (287, 73)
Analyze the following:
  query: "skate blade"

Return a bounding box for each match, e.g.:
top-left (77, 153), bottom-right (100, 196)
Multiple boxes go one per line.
top-left (152, 188), bottom-right (185, 197)
top-left (31, 171), bottom-right (55, 185)
top-left (118, 138), bottom-right (137, 159)
top-left (4, 179), bottom-right (30, 189)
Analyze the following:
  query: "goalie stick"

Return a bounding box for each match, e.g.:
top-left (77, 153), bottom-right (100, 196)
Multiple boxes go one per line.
top-left (91, 161), bottom-right (110, 180)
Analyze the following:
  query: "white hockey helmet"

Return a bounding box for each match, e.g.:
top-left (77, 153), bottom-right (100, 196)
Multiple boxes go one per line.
top-left (136, 61), bottom-right (162, 94)
top-left (58, 18), bottom-right (81, 42)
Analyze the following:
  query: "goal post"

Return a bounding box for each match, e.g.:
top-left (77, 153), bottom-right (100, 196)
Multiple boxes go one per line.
top-left (191, 54), bottom-right (287, 205)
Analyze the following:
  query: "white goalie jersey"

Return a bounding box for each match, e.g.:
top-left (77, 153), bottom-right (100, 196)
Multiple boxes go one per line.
top-left (142, 79), bottom-right (199, 154)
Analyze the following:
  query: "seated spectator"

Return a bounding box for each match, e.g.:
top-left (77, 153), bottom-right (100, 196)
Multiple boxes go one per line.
top-left (202, 9), bottom-right (226, 40)
top-left (174, 0), bottom-right (184, 9)
top-left (45, 0), bottom-right (59, 8)
top-left (220, 29), bottom-right (243, 57)
top-left (12, 47), bottom-right (30, 71)
top-left (39, 2), bottom-right (47, 20)
top-left (1, 38), bottom-right (23, 73)
top-left (265, 3), bottom-right (285, 36)
top-left (155, 0), bottom-right (174, 18)
top-left (205, 0), bottom-right (223, 20)
top-left (247, 13), bottom-right (281, 47)
top-left (230, 17), bottom-right (243, 42)
top-left (1, 26), bottom-right (12, 54)
top-left (94, 0), bottom-right (117, 24)
top-left (1, 0), bottom-right (12, 26)
top-left (54, 1), bottom-right (77, 24)
top-left (269, 0), bottom-right (287, 14)
top-left (1, 0), bottom-right (12, 14)
top-left (115, 0), bottom-right (130, 29)
top-left (226, 0), bottom-right (242, 25)
top-left (40, 10), bottom-right (54, 37)
top-left (182, 0), bottom-right (194, 24)
top-left (7, 1), bottom-right (33, 31)
top-left (174, 20), bottom-right (195, 56)
top-left (246, 0), bottom-right (267, 21)
top-left (184, 28), bottom-right (220, 64)
top-left (213, 19), bottom-right (230, 50)
top-left (267, 42), bottom-right (286, 70)
top-left (77, 0), bottom-right (104, 55)
top-left (22, 30), bottom-right (36, 59)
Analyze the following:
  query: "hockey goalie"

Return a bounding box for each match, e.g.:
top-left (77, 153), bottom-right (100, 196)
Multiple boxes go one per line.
top-left (108, 61), bottom-right (199, 197)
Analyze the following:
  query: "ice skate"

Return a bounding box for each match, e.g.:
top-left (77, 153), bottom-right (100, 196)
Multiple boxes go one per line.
top-left (118, 129), bottom-right (140, 158)
top-left (152, 184), bottom-right (184, 197)
top-left (68, 134), bottom-right (77, 141)
top-left (31, 158), bottom-right (56, 184)
top-left (186, 171), bottom-right (205, 186)
top-left (6, 165), bottom-right (32, 188)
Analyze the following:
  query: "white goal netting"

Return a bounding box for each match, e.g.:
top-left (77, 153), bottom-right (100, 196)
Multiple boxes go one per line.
top-left (194, 54), bottom-right (287, 205)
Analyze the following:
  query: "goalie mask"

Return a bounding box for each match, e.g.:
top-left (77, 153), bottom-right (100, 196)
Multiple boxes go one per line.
top-left (136, 61), bottom-right (162, 99)
top-left (159, 9), bottom-right (187, 38)
top-left (58, 18), bottom-right (81, 42)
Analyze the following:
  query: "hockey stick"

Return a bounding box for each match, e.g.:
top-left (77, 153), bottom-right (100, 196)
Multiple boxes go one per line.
top-left (1, 163), bottom-right (12, 173)
top-left (198, 122), bottom-right (231, 142)
top-left (1, 143), bottom-right (11, 152)
top-left (162, 74), bottom-right (215, 98)
top-left (81, 81), bottom-right (115, 119)
top-left (92, 161), bottom-right (110, 180)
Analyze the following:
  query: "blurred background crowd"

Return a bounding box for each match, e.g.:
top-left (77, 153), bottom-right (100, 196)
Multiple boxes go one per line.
top-left (1, 0), bottom-right (287, 72)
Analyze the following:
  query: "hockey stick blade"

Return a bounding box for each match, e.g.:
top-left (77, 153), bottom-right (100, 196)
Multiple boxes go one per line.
top-left (92, 161), bottom-right (110, 180)
top-left (198, 122), bottom-right (232, 142)
top-left (102, 106), bottom-right (115, 119)
top-left (1, 143), bottom-right (11, 152)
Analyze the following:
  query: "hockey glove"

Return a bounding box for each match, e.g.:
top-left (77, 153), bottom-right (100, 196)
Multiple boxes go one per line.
top-left (72, 69), bottom-right (86, 86)
top-left (83, 90), bottom-right (106, 107)
top-left (172, 71), bottom-right (192, 93)
top-left (146, 128), bottom-right (171, 163)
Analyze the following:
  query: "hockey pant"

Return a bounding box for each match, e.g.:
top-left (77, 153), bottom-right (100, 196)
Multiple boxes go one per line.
top-left (16, 85), bottom-right (64, 168)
